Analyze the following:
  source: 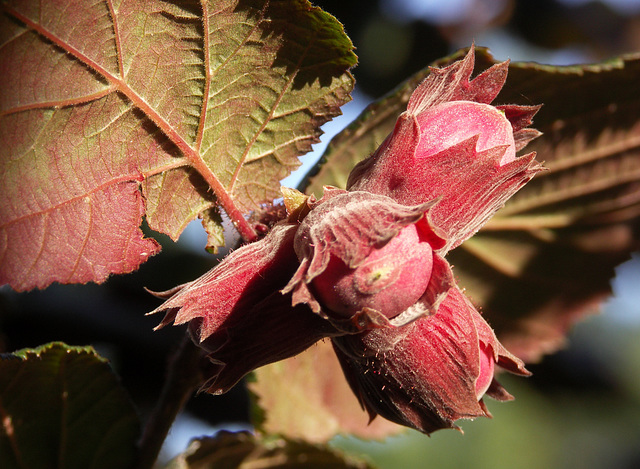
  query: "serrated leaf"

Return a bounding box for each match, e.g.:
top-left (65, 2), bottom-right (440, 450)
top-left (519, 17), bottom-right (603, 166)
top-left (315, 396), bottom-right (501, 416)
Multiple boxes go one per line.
top-left (165, 430), bottom-right (374, 469)
top-left (304, 47), bottom-right (640, 362)
top-left (250, 340), bottom-right (404, 443)
top-left (0, 0), bottom-right (356, 291)
top-left (0, 342), bottom-right (140, 469)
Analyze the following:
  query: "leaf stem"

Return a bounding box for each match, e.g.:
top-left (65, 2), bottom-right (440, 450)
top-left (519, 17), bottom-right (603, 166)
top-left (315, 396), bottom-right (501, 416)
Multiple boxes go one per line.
top-left (188, 157), bottom-right (259, 243)
top-left (136, 333), bottom-right (205, 469)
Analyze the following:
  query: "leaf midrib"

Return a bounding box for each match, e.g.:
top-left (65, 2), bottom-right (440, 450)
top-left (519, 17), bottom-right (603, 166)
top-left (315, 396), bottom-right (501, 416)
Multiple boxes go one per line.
top-left (5, 3), bottom-right (259, 241)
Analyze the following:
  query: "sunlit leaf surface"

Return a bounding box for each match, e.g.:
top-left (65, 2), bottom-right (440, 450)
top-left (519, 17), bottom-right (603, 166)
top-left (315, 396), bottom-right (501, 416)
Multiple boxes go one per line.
top-left (0, 0), bottom-right (356, 290)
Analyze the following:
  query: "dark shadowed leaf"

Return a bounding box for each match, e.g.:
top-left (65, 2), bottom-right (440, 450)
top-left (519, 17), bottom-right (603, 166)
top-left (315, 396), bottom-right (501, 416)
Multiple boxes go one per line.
top-left (0, 0), bottom-right (356, 291)
top-left (0, 342), bottom-right (139, 469)
top-left (165, 430), bottom-right (374, 469)
top-left (304, 47), bottom-right (640, 362)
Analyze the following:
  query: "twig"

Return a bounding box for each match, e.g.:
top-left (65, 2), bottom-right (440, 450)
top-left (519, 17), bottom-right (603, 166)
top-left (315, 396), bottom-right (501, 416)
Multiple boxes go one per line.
top-left (136, 333), bottom-right (205, 469)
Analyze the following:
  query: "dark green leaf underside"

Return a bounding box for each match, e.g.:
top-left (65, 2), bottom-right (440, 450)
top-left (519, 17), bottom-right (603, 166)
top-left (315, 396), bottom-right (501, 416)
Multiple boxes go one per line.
top-left (0, 342), bottom-right (139, 469)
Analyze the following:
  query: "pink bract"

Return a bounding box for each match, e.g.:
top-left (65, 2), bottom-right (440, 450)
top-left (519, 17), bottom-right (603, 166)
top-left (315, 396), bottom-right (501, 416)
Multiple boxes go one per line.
top-left (416, 100), bottom-right (517, 165)
top-left (333, 287), bottom-right (530, 433)
top-left (282, 188), bottom-right (447, 331)
top-left (476, 342), bottom-right (496, 399)
top-left (347, 49), bottom-right (542, 252)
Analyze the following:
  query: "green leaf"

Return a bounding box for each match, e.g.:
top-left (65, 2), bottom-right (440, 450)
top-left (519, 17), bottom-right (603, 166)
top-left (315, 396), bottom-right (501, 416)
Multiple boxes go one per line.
top-left (165, 430), bottom-right (374, 469)
top-left (0, 342), bottom-right (140, 469)
top-left (304, 47), bottom-right (640, 362)
top-left (0, 0), bottom-right (356, 291)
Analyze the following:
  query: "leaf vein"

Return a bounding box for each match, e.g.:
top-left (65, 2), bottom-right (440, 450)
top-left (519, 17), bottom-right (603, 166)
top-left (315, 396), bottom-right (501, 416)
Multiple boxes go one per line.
top-left (0, 174), bottom-right (141, 230)
top-left (227, 24), bottom-right (318, 193)
top-left (500, 164), bottom-right (640, 216)
top-left (23, 208), bottom-right (48, 282)
top-left (247, 135), bottom-right (312, 164)
top-left (196, 0), bottom-right (211, 151)
top-left (536, 129), bottom-right (640, 175)
top-left (106, 0), bottom-right (124, 78)
top-left (67, 193), bottom-right (94, 282)
top-left (208, 3), bottom-right (266, 81)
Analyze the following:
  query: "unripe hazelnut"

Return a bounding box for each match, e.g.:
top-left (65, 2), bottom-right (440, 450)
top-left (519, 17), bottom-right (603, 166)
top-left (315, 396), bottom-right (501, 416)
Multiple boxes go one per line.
top-left (312, 224), bottom-right (433, 319)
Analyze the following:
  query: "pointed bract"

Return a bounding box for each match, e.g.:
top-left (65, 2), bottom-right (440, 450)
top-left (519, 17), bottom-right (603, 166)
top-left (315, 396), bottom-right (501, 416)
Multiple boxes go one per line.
top-left (151, 223), bottom-right (340, 393)
top-left (406, 46), bottom-right (509, 113)
top-left (283, 190), bottom-right (446, 324)
top-left (198, 293), bottom-right (338, 395)
top-left (348, 48), bottom-right (543, 251)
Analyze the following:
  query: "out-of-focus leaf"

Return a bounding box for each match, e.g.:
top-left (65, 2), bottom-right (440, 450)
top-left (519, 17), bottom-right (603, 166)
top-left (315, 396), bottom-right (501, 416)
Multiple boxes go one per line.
top-left (0, 0), bottom-right (356, 291)
top-left (304, 47), bottom-right (640, 362)
top-left (165, 430), bottom-right (374, 469)
top-left (0, 342), bottom-right (139, 469)
top-left (250, 340), bottom-right (404, 442)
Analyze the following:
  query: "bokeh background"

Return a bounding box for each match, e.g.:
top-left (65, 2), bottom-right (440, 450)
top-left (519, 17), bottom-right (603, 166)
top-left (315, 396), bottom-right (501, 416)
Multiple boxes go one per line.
top-left (2, 0), bottom-right (640, 467)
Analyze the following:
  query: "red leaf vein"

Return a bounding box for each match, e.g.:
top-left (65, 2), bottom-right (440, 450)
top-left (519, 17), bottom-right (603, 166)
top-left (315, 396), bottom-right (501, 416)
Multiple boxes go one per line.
top-left (106, 0), bottom-right (125, 79)
top-left (0, 173), bottom-right (141, 230)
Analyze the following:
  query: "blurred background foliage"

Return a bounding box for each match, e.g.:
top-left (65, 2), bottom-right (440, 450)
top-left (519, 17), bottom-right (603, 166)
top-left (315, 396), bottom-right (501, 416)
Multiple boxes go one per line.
top-left (1, 0), bottom-right (640, 467)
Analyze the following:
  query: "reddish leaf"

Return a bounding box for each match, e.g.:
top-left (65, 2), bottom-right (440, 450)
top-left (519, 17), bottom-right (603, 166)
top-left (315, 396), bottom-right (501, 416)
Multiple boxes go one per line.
top-left (0, 0), bottom-right (356, 291)
top-left (250, 340), bottom-right (405, 442)
top-left (0, 96), bottom-right (163, 290)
